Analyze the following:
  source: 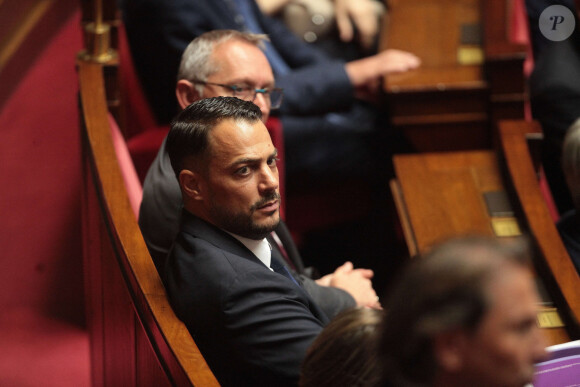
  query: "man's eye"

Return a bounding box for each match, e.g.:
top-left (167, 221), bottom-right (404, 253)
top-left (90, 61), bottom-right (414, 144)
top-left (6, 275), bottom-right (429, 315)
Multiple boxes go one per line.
top-left (231, 85), bottom-right (248, 92)
top-left (268, 157), bottom-right (279, 166)
top-left (236, 166), bottom-right (250, 176)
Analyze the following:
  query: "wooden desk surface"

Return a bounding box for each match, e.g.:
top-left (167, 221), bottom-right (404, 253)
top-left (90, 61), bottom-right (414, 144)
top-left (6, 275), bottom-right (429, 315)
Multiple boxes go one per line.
top-left (392, 150), bottom-right (570, 345)
top-left (393, 150), bottom-right (501, 253)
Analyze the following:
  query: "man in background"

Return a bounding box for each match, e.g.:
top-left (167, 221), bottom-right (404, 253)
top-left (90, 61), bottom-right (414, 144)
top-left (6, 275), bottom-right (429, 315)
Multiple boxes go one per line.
top-left (121, 0), bottom-right (419, 188)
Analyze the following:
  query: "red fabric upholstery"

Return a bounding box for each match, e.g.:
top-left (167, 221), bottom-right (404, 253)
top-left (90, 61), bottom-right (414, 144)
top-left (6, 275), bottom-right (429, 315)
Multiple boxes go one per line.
top-left (510, 0), bottom-right (534, 78)
top-left (108, 113), bottom-right (143, 218)
top-left (0, 6), bottom-right (90, 385)
top-left (127, 126), bottom-right (170, 182)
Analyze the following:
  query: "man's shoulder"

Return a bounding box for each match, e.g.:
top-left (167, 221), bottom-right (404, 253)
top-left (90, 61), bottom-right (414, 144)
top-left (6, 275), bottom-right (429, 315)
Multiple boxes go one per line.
top-left (168, 217), bottom-right (271, 285)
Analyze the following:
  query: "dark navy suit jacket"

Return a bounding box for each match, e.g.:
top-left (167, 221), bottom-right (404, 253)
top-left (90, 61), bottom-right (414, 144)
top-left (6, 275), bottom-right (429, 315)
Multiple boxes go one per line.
top-left (121, 0), bottom-right (353, 124)
top-left (164, 211), bottom-right (328, 386)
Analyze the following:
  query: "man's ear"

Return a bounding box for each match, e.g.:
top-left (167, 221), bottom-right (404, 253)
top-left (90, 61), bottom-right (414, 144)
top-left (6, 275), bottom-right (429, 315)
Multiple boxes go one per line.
top-left (179, 169), bottom-right (204, 201)
top-left (433, 330), bottom-right (467, 373)
top-left (176, 79), bottom-right (200, 109)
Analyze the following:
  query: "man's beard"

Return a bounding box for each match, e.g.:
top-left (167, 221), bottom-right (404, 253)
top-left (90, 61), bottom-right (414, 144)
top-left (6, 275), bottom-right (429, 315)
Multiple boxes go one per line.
top-left (209, 192), bottom-right (281, 240)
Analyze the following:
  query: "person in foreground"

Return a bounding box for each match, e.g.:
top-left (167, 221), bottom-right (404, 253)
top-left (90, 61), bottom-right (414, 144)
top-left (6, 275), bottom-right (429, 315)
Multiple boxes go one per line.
top-left (299, 307), bottom-right (383, 387)
top-left (140, 30), bottom-right (381, 320)
top-left (379, 236), bottom-right (548, 387)
top-left (165, 96), bottom-right (365, 386)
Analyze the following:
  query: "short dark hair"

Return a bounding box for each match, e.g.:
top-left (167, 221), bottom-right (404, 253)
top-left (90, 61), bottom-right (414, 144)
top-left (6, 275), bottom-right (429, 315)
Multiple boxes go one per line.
top-left (379, 235), bottom-right (531, 386)
top-left (166, 96), bottom-right (262, 177)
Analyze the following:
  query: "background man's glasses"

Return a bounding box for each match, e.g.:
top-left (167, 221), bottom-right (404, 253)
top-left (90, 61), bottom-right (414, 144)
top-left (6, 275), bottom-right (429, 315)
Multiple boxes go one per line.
top-left (193, 80), bottom-right (283, 109)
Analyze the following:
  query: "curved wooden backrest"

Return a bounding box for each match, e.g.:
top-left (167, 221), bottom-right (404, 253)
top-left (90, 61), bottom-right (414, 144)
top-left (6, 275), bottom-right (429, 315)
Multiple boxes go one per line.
top-left (79, 60), bottom-right (219, 386)
top-left (498, 120), bottom-right (580, 337)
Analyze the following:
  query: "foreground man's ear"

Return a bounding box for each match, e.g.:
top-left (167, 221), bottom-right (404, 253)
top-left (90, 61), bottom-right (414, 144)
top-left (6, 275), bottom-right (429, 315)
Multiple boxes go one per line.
top-left (180, 169), bottom-right (204, 201)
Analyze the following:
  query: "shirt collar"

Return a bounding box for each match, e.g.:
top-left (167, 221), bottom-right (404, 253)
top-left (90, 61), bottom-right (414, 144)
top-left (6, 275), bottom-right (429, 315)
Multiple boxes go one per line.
top-left (226, 231), bottom-right (272, 269)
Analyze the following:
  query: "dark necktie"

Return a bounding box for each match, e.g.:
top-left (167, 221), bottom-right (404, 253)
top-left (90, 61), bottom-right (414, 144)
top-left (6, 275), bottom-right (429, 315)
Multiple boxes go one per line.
top-left (270, 255), bottom-right (300, 287)
top-left (269, 231), bottom-right (296, 270)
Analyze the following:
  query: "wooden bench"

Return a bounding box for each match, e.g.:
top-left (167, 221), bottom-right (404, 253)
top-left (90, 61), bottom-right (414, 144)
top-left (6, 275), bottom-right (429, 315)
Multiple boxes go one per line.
top-left (79, 59), bottom-right (219, 386)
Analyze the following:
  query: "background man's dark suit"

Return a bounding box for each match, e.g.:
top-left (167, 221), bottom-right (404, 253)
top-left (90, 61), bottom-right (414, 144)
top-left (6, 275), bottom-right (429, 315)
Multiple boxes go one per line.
top-left (120, 0), bottom-right (379, 184)
top-left (165, 211), bottom-right (328, 387)
top-left (121, 0), bottom-right (353, 124)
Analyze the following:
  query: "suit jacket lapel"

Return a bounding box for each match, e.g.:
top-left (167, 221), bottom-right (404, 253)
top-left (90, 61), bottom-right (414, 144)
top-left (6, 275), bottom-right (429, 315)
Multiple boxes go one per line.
top-left (180, 210), bottom-right (263, 266)
top-left (180, 211), bottom-right (329, 324)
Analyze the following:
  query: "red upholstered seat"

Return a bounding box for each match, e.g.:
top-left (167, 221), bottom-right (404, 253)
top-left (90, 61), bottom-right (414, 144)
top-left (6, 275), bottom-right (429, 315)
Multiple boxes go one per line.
top-left (108, 113), bottom-right (143, 218)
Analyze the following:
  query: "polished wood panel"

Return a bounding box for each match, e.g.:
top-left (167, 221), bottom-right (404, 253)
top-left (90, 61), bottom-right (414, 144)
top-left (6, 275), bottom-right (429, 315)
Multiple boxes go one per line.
top-left (380, 0), bottom-right (527, 151)
top-left (390, 120), bottom-right (580, 345)
top-left (79, 61), bottom-right (219, 386)
top-left (383, 0), bottom-right (481, 68)
top-left (392, 150), bottom-right (502, 253)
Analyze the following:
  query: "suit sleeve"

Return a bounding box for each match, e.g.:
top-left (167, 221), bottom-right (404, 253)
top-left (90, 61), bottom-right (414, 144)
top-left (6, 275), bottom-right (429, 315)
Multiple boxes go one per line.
top-left (300, 276), bottom-right (356, 320)
top-left (254, 2), bottom-right (356, 115)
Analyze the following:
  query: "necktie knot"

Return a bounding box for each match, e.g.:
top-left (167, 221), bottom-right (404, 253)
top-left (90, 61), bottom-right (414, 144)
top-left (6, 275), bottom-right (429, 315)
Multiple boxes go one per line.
top-left (270, 256), bottom-right (300, 287)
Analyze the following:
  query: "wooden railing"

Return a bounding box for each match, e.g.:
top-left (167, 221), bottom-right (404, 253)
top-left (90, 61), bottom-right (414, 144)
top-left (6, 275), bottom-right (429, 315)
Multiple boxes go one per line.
top-left (79, 59), bottom-right (219, 386)
top-left (498, 120), bottom-right (580, 338)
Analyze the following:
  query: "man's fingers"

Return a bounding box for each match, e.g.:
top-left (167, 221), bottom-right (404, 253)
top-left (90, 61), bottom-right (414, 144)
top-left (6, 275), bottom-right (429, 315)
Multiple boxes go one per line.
top-left (353, 268), bottom-right (374, 279)
top-left (335, 261), bottom-right (354, 273)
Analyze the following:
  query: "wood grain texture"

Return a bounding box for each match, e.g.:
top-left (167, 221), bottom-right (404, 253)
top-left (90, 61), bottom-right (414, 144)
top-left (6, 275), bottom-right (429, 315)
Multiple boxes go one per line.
top-left (390, 120), bottom-right (580, 344)
top-left (499, 120), bottom-right (580, 339)
top-left (380, 0), bottom-right (526, 151)
top-left (79, 60), bottom-right (219, 386)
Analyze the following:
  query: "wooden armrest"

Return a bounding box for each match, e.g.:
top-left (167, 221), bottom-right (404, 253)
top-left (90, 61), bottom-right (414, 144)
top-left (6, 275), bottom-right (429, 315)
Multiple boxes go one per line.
top-left (498, 120), bottom-right (580, 334)
top-left (79, 61), bottom-right (219, 386)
